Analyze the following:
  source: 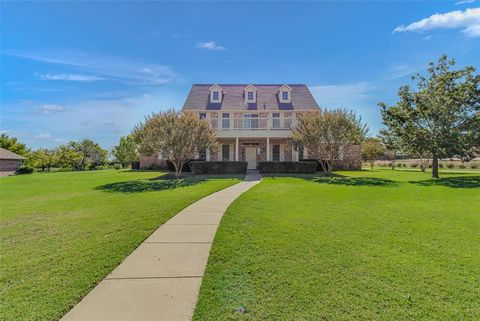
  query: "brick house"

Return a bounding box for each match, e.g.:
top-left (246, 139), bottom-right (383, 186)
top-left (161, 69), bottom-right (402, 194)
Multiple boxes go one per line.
top-left (140, 84), bottom-right (361, 170)
top-left (0, 147), bottom-right (26, 172)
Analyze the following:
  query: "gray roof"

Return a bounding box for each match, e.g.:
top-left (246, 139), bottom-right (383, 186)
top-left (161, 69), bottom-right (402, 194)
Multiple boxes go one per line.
top-left (183, 84), bottom-right (320, 111)
top-left (0, 147), bottom-right (26, 160)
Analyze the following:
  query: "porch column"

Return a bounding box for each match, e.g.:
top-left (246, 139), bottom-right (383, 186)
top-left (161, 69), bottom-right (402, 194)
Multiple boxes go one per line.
top-left (266, 137), bottom-right (270, 161)
top-left (235, 137), bottom-right (239, 161)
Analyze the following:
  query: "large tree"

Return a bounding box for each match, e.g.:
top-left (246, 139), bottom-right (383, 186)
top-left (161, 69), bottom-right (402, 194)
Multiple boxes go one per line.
top-left (362, 137), bottom-right (384, 169)
top-left (112, 135), bottom-right (139, 168)
top-left (380, 55), bottom-right (480, 178)
top-left (292, 108), bottom-right (366, 176)
top-left (69, 139), bottom-right (108, 170)
top-left (0, 134), bottom-right (29, 157)
top-left (132, 110), bottom-right (217, 178)
top-left (29, 149), bottom-right (58, 171)
top-left (56, 145), bottom-right (83, 169)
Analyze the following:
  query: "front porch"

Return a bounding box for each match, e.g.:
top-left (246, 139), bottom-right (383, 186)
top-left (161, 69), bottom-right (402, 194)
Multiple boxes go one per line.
top-left (207, 138), bottom-right (302, 170)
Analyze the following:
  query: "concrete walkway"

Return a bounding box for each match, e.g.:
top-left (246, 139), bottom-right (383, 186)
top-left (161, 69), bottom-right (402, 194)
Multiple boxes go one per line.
top-left (61, 171), bottom-right (261, 321)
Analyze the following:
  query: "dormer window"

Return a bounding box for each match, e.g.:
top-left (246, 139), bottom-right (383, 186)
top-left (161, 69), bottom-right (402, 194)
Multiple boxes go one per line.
top-left (278, 84), bottom-right (292, 103)
top-left (244, 84), bottom-right (257, 103)
top-left (209, 84), bottom-right (223, 103)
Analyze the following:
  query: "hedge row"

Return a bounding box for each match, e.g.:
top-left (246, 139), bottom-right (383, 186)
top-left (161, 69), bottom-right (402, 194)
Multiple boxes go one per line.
top-left (190, 161), bottom-right (248, 175)
top-left (258, 161), bottom-right (317, 174)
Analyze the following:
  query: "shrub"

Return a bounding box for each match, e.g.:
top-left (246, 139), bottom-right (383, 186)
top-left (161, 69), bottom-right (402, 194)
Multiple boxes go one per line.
top-left (410, 163), bottom-right (418, 168)
top-left (114, 164), bottom-right (123, 170)
top-left (402, 163), bottom-right (407, 167)
top-left (166, 159), bottom-right (194, 172)
top-left (459, 164), bottom-right (466, 169)
top-left (470, 163), bottom-right (478, 169)
top-left (190, 161), bottom-right (247, 175)
top-left (16, 165), bottom-right (34, 175)
top-left (439, 163), bottom-right (444, 168)
top-left (446, 163), bottom-right (455, 169)
top-left (396, 163), bottom-right (403, 168)
top-left (258, 161), bottom-right (317, 174)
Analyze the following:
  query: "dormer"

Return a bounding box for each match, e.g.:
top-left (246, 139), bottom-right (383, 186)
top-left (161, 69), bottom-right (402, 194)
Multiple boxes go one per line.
top-left (278, 84), bottom-right (292, 103)
top-left (244, 84), bottom-right (257, 103)
top-left (209, 84), bottom-right (223, 103)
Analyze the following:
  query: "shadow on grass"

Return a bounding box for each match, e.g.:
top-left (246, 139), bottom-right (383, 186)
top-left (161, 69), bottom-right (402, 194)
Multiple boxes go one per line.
top-left (263, 173), bottom-right (397, 187)
top-left (309, 175), bottom-right (397, 187)
top-left (411, 176), bottom-right (480, 188)
top-left (96, 175), bottom-right (206, 193)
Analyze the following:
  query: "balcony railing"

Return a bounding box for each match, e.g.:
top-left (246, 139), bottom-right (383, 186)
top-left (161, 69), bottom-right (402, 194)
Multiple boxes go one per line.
top-left (209, 117), bottom-right (294, 130)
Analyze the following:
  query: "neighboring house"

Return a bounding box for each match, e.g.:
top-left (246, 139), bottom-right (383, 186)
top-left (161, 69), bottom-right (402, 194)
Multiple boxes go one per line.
top-left (0, 147), bottom-right (26, 172)
top-left (140, 84), bottom-right (361, 170)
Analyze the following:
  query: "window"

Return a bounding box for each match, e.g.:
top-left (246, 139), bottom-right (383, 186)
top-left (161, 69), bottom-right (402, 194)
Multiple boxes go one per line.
top-left (199, 113), bottom-right (206, 120)
top-left (212, 91), bottom-right (220, 101)
top-left (243, 114), bottom-right (258, 129)
top-left (272, 145), bottom-right (280, 161)
top-left (222, 144), bottom-right (230, 161)
top-left (222, 113), bottom-right (230, 129)
top-left (272, 112), bottom-right (280, 128)
top-left (247, 91), bottom-right (254, 100)
top-left (198, 149), bottom-right (206, 160)
top-left (282, 91), bottom-right (289, 100)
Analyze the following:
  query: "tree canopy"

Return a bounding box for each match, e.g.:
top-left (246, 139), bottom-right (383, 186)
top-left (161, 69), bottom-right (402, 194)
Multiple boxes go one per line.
top-left (133, 110), bottom-right (217, 178)
top-left (362, 137), bottom-right (384, 169)
top-left (293, 108), bottom-right (366, 176)
top-left (0, 134), bottom-right (30, 157)
top-left (112, 135), bottom-right (139, 168)
top-left (379, 55), bottom-right (480, 178)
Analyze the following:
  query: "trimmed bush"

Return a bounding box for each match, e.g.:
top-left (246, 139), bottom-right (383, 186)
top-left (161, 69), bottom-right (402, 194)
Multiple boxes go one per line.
top-left (16, 165), bottom-right (34, 175)
top-left (258, 161), bottom-right (317, 174)
top-left (459, 164), bottom-right (466, 169)
top-left (470, 164), bottom-right (478, 169)
top-left (190, 161), bottom-right (247, 175)
top-left (410, 163), bottom-right (418, 168)
top-left (166, 159), bottom-right (195, 172)
top-left (447, 163), bottom-right (455, 169)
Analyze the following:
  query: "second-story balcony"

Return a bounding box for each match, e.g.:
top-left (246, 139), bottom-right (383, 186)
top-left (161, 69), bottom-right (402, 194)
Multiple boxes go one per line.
top-left (208, 117), bottom-right (294, 131)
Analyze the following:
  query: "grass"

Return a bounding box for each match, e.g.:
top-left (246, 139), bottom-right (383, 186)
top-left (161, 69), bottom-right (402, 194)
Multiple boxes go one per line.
top-left (193, 169), bottom-right (480, 321)
top-left (0, 170), bottom-right (240, 321)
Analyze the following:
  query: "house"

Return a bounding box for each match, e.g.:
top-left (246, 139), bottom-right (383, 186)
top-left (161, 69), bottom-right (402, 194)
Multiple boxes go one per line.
top-left (0, 147), bottom-right (26, 172)
top-left (140, 84), bottom-right (361, 170)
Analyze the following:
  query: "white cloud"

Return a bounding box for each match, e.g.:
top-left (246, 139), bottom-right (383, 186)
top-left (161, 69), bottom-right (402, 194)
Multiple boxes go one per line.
top-left (393, 8), bottom-right (480, 38)
top-left (39, 104), bottom-right (65, 114)
top-left (196, 41), bottom-right (226, 51)
top-left (455, 0), bottom-right (476, 5)
top-left (4, 50), bottom-right (176, 84)
top-left (309, 82), bottom-right (373, 107)
top-left (37, 73), bottom-right (103, 82)
top-left (34, 132), bottom-right (53, 139)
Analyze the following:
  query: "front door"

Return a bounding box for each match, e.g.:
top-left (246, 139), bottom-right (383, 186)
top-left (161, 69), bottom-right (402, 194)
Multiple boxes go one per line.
top-left (245, 147), bottom-right (257, 169)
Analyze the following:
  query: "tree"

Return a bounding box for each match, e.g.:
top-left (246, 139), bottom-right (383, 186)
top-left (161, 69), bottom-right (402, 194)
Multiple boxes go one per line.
top-left (0, 133), bottom-right (29, 157)
top-left (362, 137), bottom-right (384, 169)
top-left (69, 139), bottom-right (108, 170)
top-left (379, 55), bottom-right (480, 178)
top-left (55, 145), bottom-right (83, 169)
top-left (29, 149), bottom-right (58, 171)
top-left (292, 108), bottom-right (367, 176)
top-left (112, 135), bottom-right (139, 168)
top-left (133, 110), bottom-right (217, 178)
top-left (378, 129), bottom-right (400, 170)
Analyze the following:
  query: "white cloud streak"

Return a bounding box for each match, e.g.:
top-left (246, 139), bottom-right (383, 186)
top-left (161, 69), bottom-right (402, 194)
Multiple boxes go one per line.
top-left (4, 50), bottom-right (176, 84)
top-left (39, 104), bottom-right (65, 114)
top-left (37, 73), bottom-right (104, 82)
top-left (309, 82), bottom-right (373, 107)
top-left (455, 0), bottom-right (476, 6)
top-left (196, 41), bottom-right (226, 51)
top-left (393, 8), bottom-right (480, 38)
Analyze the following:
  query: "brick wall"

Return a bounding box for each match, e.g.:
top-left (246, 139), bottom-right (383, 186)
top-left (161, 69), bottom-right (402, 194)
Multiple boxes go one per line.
top-left (0, 159), bottom-right (22, 171)
top-left (139, 154), bottom-right (168, 170)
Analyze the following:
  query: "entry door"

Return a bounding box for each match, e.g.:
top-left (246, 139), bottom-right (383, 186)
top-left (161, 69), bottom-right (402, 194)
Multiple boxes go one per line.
top-left (245, 147), bottom-right (257, 169)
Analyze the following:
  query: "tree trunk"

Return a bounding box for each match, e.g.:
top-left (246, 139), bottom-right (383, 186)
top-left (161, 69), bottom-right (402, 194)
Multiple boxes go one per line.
top-left (432, 155), bottom-right (439, 178)
top-left (370, 160), bottom-right (374, 169)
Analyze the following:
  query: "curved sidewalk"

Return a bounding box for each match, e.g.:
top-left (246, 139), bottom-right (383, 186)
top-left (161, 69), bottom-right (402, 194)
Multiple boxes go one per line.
top-left (61, 171), bottom-right (261, 321)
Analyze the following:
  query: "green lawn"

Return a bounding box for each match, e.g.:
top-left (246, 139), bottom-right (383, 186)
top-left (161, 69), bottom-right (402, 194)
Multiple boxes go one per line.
top-left (0, 170), bottom-right (240, 321)
top-left (193, 169), bottom-right (480, 321)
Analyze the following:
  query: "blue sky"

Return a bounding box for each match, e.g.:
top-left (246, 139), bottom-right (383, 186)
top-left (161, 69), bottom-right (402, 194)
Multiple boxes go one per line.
top-left (1, 1), bottom-right (479, 149)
